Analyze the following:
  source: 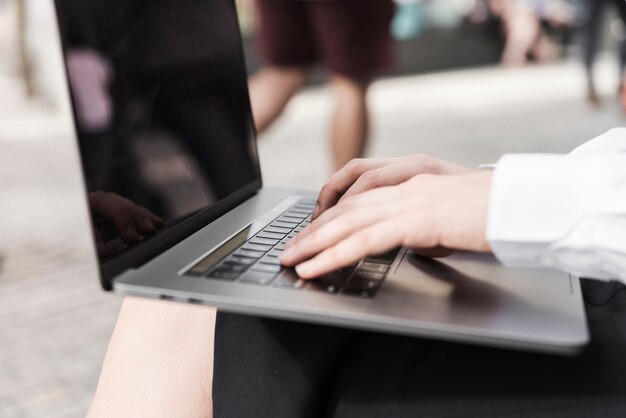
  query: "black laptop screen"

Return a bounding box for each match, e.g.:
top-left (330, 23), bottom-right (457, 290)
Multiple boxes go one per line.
top-left (54, 0), bottom-right (261, 281)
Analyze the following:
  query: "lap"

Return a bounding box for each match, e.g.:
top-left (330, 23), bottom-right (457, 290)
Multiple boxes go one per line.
top-left (213, 280), bottom-right (626, 418)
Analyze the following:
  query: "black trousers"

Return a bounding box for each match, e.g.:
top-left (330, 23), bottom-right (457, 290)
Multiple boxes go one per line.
top-left (582, 0), bottom-right (626, 74)
top-left (213, 280), bottom-right (626, 418)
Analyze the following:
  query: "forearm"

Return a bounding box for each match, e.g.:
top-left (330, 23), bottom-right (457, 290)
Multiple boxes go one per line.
top-left (88, 297), bottom-right (216, 418)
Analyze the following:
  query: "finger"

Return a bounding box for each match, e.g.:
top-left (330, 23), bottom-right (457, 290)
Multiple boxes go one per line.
top-left (117, 196), bottom-right (164, 234)
top-left (288, 185), bottom-right (399, 248)
top-left (340, 162), bottom-right (424, 203)
top-left (286, 198), bottom-right (355, 248)
top-left (281, 200), bottom-right (402, 266)
top-left (133, 202), bottom-right (164, 226)
top-left (143, 208), bottom-right (164, 226)
top-left (314, 158), bottom-right (393, 218)
top-left (91, 194), bottom-right (142, 242)
top-left (294, 217), bottom-right (405, 279)
top-left (117, 197), bottom-right (156, 234)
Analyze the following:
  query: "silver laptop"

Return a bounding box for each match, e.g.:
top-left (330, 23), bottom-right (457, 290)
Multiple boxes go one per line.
top-left (53, 0), bottom-right (588, 355)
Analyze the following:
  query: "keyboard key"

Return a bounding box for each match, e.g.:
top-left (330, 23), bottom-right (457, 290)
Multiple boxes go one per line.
top-left (281, 215), bottom-right (305, 222)
top-left (272, 222), bottom-right (300, 231)
top-left (276, 216), bottom-right (300, 223)
top-left (338, 263), bottom-right (357, 273)
top-left (234, 249), bottom-right (264, 259)
top-left (260, 256), bottom-right (281, 266)
top-left (307, 281), bottom-right (340, 294)
top-left (284, 211), bottom-right (308, 219)
top-left (240, 271), bottom-right (277, 286)
top-left (365, 248), bottom-right (400, 265)
top-left (271, 221), bottom-right (298, 229)
top-left (208, 270), bottom-right (239, 281)
top-left (250, 237), bottom-right (280, 246)
top-left (273, 272), bottom-right (306, 289)
top-left (344, 274), bottom-right (383, 297)
top-left (359, 262), bottom-right (390, 274)
top-left (275, 243), bottom-right (286, 251)
top-left (218, 263), bottom-right (248, 272)
top-left (343, 286), bottom-right (377, 298)
top-left (242, 243), bottom-right (272, 252)
top-left (297, 198), bottom-right (317, 205)
top-left (352, 270), bottom-right (386, 282)
top-left (264, 226), bottom-right (292, 234)
top-left (256, 231), bottom-right (285, 240)
top-left (267, 249), bottom-right (283, 257)
top-left (318, 272), bottom-right (349, 292)
top-left (225, 256), bottom-right (256, 266)
top-left (251, 263), bottom-right (282, 274)
top-left (348, 277), bottom-right (382, 290)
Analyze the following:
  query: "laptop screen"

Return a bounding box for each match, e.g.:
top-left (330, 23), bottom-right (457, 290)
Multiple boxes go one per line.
top-left (54, 0), bottom-right (261, 285)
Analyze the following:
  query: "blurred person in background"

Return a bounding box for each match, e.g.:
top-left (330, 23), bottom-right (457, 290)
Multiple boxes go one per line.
top-left (248, 0), bottom-right (396, 171)
top-left (581, 0), bottom-right (626, 109)
top-left (489, 0), bottom-right (574, 66)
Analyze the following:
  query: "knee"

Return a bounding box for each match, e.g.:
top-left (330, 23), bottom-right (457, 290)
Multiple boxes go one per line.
top-left (330, 74), bottom-right (370, 101)
top-left (265, 66), bottom-right (310, 87)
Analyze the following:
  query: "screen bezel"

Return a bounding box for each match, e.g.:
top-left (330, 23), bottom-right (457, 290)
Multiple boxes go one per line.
top-left (52, 0), bottom-right (263, 290)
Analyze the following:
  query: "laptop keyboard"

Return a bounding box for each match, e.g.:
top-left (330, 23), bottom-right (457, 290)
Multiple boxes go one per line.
top-left (188, 199), bottom-right (399, 299)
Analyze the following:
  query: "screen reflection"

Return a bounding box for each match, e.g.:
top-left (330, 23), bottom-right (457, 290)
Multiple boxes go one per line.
top-left (56, 0), bottom-right (260, 261)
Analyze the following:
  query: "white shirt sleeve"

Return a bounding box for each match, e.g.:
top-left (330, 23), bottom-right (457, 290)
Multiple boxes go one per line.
top-left (487, 128), bottom-right (626, 281)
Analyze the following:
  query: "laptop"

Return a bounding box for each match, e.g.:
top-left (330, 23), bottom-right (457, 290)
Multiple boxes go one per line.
top-left (52, 0), bottom-right (588, 355)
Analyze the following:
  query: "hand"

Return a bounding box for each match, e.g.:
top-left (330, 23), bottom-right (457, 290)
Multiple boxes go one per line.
top-left (89, 192), bottom-right (164, 255)
top-left (67, 48), bottom-right (114, 132)
top-left (312, 155), bottom-right (476, 219)
top-left (280, 171), bottom-right (493, 279)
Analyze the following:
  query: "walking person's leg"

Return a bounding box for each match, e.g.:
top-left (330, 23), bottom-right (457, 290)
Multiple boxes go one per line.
top-left (309, 0), bottom-right (395, 172)
top-left (249, 67), bottom-right (309, 134)
top-left (582, 0), bottom-right (606, 105)
top-left (611, 0), bottom-right (626, 111)
top-left (328, 75), bottom-right (370, 171)
top-left (249, 0), bottom-right (316, 134)
top-left (499, 2), bottom-right (542, 66)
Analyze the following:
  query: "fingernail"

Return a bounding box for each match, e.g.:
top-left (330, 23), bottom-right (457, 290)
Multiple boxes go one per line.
top-left (295, 261), bottom-right (314, 277)
top-left (126, 225), bottom-right (140, 240)
top-left (144, 218), bottom-right (156, 232)
top-left (281, 246), bottom-right (296, 260)
top-left (312, 204), bottom-right (320, 219)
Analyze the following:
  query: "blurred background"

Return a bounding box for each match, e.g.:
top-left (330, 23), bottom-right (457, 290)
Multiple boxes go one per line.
top-left (1, 0), bottom-right (625, 416)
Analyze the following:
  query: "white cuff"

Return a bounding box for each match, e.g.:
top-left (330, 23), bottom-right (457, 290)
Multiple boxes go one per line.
top-left (487, 134), bottom-right (626, 279)
top-left (487, 153), bottom-right (601, 268)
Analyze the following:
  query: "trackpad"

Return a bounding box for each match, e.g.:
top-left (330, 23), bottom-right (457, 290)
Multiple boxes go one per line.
top-left (393, 249), bottom-right (571, 302)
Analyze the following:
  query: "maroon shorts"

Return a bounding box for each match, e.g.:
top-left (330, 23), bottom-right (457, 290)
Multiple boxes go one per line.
top-left (255, 0), bottom-right (396, 81)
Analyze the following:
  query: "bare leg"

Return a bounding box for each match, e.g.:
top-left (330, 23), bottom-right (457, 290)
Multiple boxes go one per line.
top-left (329, 74), bottom-right (371, 172)
top-left (87, 297), bottom-right (216, 418)
top-left (248, 66), bottom-right (309, 134)
top-left (500, 5), bottom-right (542, 67)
